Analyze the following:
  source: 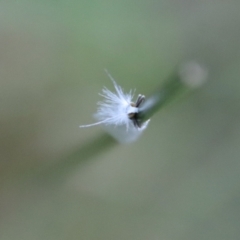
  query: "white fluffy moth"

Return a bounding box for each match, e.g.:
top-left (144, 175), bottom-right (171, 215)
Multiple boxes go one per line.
top-left (80, 70), bottom-right (150, 143)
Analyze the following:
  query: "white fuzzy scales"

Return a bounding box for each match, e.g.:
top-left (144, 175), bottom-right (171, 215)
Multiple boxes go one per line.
top-left (80, 71), bottom-right (150, 143)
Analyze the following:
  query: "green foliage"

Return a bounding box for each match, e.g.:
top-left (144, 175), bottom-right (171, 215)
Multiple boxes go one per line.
top-left (0, 1), bottom-right (240, 240)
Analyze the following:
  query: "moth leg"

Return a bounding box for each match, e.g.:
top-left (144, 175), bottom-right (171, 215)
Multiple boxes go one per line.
top-left (135, 94), bottom-right (145, 107)
top-left (129, 94), bottom-right (145, 129)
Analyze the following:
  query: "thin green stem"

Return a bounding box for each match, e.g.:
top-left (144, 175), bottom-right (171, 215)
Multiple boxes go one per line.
top-left (138, 61), bottom-right (207, 123)
top-left (138, 72), bottom-right (185, 123)
top-left (31, 61), bottom-right (206, 184)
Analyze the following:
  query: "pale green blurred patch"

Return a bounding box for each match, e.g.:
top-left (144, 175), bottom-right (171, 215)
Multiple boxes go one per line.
top-left (0, 1), bottom-right (240, 240)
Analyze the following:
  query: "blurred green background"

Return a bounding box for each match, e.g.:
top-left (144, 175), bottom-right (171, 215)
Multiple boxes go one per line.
top-left (1, 1), bottom-right (240, 239)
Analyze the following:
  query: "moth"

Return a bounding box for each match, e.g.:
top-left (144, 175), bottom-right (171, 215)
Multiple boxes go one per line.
top-left (80, 70), bottom-right (150, 143)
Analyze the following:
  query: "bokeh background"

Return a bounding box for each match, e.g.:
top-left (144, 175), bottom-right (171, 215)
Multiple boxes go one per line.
top-left (1, 1), bottom-right (240, 239)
